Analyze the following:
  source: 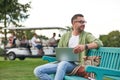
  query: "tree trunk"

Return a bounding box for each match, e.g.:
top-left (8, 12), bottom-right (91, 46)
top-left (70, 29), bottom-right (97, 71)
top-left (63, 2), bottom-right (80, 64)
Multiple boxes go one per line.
top-left (4, 0), bottom-right (7, 60)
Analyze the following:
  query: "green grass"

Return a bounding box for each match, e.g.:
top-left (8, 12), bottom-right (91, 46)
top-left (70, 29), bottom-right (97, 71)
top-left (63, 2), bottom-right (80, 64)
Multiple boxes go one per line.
top-left (0, 57), bottom-right (113, 80)
top-left (0, 57), bottom-right (48, 80)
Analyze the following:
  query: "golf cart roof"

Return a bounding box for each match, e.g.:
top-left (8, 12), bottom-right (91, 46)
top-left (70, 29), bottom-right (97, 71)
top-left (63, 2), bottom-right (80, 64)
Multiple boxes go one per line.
top-left (3, 26), bottom-right (67, 30)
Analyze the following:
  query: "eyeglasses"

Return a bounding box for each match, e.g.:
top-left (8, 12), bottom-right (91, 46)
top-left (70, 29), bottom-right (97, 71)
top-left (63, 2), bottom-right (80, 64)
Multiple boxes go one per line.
top-left (74, 20), bottom-right (87, 24)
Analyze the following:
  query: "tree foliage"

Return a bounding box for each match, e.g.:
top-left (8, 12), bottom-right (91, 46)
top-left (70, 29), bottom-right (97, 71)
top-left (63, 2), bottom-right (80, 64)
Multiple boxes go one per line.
top-left (0, 0), bottom-right (31, 27)
top-left (100, 30), bottom-right (120, 47)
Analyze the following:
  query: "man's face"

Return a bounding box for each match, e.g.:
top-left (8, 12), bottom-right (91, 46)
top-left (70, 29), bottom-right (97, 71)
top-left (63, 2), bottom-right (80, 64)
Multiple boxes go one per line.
top-left (72, 17), bottom-right (86, 32)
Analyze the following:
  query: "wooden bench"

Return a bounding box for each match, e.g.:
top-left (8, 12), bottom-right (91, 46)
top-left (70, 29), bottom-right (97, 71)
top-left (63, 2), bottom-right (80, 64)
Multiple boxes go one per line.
top-left (42, 47), bottom-right (120, 80)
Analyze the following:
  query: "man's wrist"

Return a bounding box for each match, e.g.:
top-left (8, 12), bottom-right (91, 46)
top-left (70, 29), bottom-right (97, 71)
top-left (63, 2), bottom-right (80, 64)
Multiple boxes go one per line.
top-left (85, 44), bottom-right (88, 50)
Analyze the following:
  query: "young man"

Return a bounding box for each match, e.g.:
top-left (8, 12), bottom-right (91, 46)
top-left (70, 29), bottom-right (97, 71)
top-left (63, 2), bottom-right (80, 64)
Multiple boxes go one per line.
top-left (33, 14), bottom-right (103, 80)
top-left (31, 33), bottom-right (43, 55)
top-left (48, 33), bottom-right (57, 48)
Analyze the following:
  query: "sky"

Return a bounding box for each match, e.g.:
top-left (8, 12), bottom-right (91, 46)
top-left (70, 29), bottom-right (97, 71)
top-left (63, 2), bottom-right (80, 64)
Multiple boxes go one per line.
top-left (19, 0), bottom-right (120, 38)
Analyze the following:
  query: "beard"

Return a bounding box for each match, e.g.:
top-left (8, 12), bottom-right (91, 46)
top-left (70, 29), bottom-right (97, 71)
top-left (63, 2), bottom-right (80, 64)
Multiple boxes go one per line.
top-left (76, 25), bottom-right (85, 33)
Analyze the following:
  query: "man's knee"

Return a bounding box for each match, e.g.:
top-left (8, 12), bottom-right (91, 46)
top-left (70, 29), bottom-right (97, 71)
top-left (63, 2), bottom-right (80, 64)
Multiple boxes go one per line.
top-left (58, 61), bottom-right (69, 69)
top-left (33, 67), bottom-right (42, 77)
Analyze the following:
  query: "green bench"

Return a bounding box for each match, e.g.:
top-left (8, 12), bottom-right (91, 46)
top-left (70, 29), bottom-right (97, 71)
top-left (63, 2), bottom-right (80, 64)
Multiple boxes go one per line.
top-left (42, 47), bottom-right (120, 80)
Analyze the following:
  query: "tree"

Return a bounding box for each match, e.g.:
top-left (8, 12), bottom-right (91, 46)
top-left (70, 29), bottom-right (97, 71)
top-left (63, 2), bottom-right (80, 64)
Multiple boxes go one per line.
top-left (99, 35), bottom-right (109, 47)
top-left (0, 0), bottom-right (31, 60)
top-left (100, 30), bottom-right (120, 47)
top-left (0, 0), bottom-right (31, 27)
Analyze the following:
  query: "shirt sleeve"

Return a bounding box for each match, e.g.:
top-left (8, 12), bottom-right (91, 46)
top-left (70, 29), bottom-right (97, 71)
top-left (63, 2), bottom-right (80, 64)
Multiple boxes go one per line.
top-left (31, 37), bottom-right (37, 46)
top-left (86, 32), bottom-right (103, 47)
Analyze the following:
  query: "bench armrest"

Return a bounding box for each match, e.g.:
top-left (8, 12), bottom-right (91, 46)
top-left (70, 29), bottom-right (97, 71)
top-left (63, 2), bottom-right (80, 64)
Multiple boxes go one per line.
top-left (42, 56), bottom-right (57, 62)
top-left (85, 66), bottom-right (120, 80)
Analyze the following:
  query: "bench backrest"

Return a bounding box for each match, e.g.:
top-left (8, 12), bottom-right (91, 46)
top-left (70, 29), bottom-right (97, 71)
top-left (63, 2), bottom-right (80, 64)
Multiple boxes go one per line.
top-left (88, 47), bottom-right (120, 70)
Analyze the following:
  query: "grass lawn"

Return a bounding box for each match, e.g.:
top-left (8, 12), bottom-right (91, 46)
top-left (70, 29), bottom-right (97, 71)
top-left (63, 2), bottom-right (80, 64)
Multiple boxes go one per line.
top-left (0, 57), bottom-right (48, 80)
top-left (0, 56), bottom-right (113, 80)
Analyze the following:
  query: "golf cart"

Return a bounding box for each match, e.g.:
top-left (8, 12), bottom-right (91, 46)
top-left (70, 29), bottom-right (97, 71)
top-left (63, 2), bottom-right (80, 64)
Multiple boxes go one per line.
top-left (4, 26), bottom-right (67, 60)
top-left (5, 46), bottom-right (55, 60)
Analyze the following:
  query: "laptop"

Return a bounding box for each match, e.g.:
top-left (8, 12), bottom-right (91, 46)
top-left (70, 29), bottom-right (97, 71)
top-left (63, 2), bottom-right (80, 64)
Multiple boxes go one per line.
top-left (55, 47), bottom-right (79, 62)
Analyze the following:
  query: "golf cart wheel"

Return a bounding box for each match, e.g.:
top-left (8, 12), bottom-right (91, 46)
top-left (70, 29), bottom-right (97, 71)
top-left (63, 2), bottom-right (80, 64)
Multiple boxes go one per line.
top-left (19, 57), bottom-right (25, 60)
top-left (8, 52), bottom-right (16, 60)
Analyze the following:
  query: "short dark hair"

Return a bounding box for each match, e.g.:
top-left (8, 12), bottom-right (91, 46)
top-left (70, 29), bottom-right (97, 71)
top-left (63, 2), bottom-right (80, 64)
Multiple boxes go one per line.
top-left (71, 14), bottom-right (84, 24)
top-left (53, 32), bottom-right (56, 36)
top-left (33, 33), bottom-right (37, 36)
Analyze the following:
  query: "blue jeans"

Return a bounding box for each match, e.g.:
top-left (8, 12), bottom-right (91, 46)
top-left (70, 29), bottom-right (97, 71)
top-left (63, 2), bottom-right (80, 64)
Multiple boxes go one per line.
top-left (35, 45), bottom-right (43, 50)
top-left (33, 61), bottom-right (77, 80)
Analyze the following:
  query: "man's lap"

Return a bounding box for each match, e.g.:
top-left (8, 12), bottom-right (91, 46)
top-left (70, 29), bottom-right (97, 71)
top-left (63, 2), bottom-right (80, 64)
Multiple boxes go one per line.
top-left (35, 61), bottom-right (76, 74)
top-left (35, 45), bottom-right (43, 49)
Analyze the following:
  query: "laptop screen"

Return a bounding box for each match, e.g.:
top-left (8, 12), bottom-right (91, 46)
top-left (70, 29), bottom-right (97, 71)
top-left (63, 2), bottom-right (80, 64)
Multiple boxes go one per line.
top-left (55, 47), bottom-right (79, 62)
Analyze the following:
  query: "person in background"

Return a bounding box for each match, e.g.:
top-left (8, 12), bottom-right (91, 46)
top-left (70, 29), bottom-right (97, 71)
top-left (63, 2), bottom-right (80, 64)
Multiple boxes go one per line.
top-left (48, 32), bottom-right (57, 48)
top-left (31, 33), bottom-right (43, 55)
top-left (33, 14), bottom-right (103, 80)
top-left (5, 33), bottom-right (16, 48)
top-left (5, 36), bottom-right (14, 48)
top-left (21, 36), bottom-right (32, 54)
top-left (48, 33), bottom-right (57, 53)
top-left (21, 36), bottom-right (29, 47)
top-left (11, 33), bottom-right (16, 47)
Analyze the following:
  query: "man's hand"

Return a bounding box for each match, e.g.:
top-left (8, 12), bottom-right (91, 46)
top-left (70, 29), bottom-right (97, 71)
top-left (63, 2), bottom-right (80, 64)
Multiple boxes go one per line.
top-left (73, 45), bottom-right (85, 53)
top-left (73, 42), bottom-right (98, 54)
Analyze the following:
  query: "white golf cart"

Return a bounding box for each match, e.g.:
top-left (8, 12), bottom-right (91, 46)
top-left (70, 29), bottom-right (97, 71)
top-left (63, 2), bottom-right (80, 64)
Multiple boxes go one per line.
top-left (5, 46), bottom-right (55, 60)
top-left (4, 27), bottom-right (67, 60)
